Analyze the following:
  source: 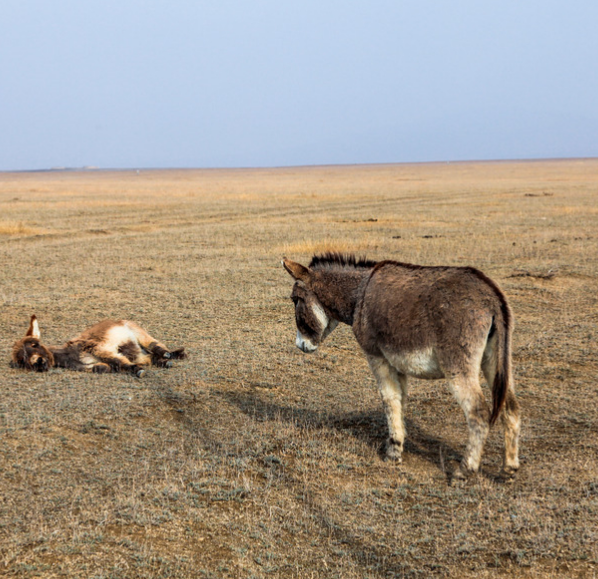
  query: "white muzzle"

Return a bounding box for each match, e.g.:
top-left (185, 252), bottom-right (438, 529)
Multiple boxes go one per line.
top-left (296, 331), bottom-right (317, 353)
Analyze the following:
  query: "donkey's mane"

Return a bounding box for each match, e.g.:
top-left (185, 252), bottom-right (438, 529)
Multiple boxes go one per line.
top-left (309, 252), bottom-right (378, 270)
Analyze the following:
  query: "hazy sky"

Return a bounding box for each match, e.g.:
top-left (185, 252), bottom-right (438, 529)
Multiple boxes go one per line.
top-left (2, 1), bottom-right (597, 171)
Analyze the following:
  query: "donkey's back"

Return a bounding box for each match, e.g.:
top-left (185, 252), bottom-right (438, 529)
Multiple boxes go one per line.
top-left (355, 262), bottom-right (509, 376)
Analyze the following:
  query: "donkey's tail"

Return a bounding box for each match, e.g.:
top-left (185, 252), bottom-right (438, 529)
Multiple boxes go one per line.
top-left (489, 300), bottom-right (513, 426)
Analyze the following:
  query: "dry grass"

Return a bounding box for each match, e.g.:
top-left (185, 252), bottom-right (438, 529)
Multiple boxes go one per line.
top-left (280, 236), bottom-right (377, 257)
top-left (0, 221), bottom-right (45, 236)
top-left (1, 160), bottom-right (597, 578)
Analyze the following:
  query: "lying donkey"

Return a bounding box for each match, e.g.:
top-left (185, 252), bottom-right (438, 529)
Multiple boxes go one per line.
top-left (283, 252), bottom-right (520, 481)
top-left (11, 315), bottom-right (186, 377)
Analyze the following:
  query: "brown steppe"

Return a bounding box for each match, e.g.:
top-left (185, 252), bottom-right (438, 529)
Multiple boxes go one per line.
top-left (0, 160), bottom-right (597, 578)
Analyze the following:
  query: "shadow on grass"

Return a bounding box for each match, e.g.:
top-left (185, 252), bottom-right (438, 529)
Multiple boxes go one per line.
top-left (156, 386), bottom-right (447, 577)
top-left (155, 385), bottom-right (503, 576)
top-left (213, 388), bottom-right (462, 578)
top-left (155, 384), bottom-right (508, 486)
top-left (212, 388), bottom-right (463, 473)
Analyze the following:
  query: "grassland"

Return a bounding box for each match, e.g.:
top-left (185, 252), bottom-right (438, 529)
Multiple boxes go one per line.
top-left (0, 159), bottom-right (597, 578)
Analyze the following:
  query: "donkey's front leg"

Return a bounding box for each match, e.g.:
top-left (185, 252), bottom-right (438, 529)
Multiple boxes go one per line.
top-left (367, 355), bottom-right (408, 461)
top-left (95, 351), bottom-right (146, 378)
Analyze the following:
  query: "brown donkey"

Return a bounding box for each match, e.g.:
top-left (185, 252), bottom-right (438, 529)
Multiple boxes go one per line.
top-left (11, 315), bottom-right (186, 377)
top-left (283, 252), bottom-right (520, 480)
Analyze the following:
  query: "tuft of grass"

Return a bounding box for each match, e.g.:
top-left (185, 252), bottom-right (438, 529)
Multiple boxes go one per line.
top-left (0, 221), bottom-right (44, 236)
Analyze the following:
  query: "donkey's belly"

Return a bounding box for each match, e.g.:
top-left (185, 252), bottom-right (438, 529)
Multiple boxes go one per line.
top-left (381, 346), bottom-right (444, 379)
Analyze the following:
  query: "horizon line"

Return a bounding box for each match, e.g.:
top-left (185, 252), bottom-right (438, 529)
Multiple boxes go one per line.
top-left (2, 155), bottom-right (597, 175)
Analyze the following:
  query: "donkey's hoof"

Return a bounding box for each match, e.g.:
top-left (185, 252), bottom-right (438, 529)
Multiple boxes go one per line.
top-left (451, 464), bottom-right (477, 485)
top-left (164, 360), bottom-right (173, 369)
top-left (386, 449), bottom-right (403, 462)
top-left (385, 439), bottom-right (403, 462)
top-left (163, 352), bottom-right (171, 359)
top-left (498, 467), bottom-right (518, 483)
top-left (93, 363), bottom-right (111, 374)
top-left (135, 369), bottom-right (145, 378)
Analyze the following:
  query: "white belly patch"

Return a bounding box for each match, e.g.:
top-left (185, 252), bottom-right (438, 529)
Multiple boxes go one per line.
top-left (381, 346), bottom-right (444, 379)
top-left (105, 324), bottom-right (138, 353)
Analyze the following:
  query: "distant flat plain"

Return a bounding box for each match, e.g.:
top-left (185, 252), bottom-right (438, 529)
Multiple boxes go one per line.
top-left (1, 159), bottom-right (597, 578)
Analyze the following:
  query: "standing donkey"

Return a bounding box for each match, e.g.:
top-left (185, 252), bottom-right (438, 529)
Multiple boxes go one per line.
top-left (283, 252), bottom-right (520, 480)
top-left (11, 315), bottom-right (186, 377)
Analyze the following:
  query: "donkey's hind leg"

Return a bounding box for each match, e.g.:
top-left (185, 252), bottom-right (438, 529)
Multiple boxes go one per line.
top-left (167, 347), bottom-right (187, 360)
top-left (368, 355), bottom-right (408, 462)
top-left (126, 322), bottom-right (170, 359)
top-left (500, 391), bottom-right (520, 479)
top-left (126, 322), bottom-right (186, 365)
top-left (482, 354), bottom-right (520, 478)
top-left (448, 374), bottom-right (490, 478)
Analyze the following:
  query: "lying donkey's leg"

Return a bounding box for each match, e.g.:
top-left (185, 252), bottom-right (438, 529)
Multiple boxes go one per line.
top-left (126, 322), bottom-right (186, 364)
top-left (368, 355), bottom-right (408, 461)
top-left (99, 357), bottom-right (145, 377)
top-left (166, 347), bottom-right (187, 360)
top-left (93, 350), bottom-right (147, 377)
top-left (91, 363), bottom-right (112, 374)
top-left (53, 349), bottom-right (114, 375)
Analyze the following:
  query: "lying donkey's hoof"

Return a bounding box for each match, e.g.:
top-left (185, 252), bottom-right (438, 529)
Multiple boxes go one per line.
top-left (170, 347), bottom-right (187, 360)
top-left (150, 343), bottom-right (171, 359)
top-left (135, 369), bottom-right (146, 378)
top-left (155, 359), bottom-right (173, 368)
top-left (93, 363), bottom-right (111, 374)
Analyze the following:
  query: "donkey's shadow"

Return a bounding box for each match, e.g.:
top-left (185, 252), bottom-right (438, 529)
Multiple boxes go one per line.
top-left (216, 388), bottom-right (463, 475)
top-left (202, 389), bottom-right (460, 577)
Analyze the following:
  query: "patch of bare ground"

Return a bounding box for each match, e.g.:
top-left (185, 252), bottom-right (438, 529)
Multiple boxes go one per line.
top-left (1, 159), bottom-right (597, 578)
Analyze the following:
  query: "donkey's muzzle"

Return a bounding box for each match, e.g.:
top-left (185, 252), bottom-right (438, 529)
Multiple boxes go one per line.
top-left (33, 357), bottom-right (49, 372)
top-left (296, 331), bottom-right (318, 354)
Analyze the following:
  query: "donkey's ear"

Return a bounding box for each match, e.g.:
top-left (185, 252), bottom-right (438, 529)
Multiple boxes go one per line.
top-left (282, 259), bottom-right (311, 282)
top-left (26, 315), bottom-right (41, 339)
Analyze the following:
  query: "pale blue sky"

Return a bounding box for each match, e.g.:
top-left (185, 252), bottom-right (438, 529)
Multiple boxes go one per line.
top-left (1, 1), bottom-right (597, 171)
